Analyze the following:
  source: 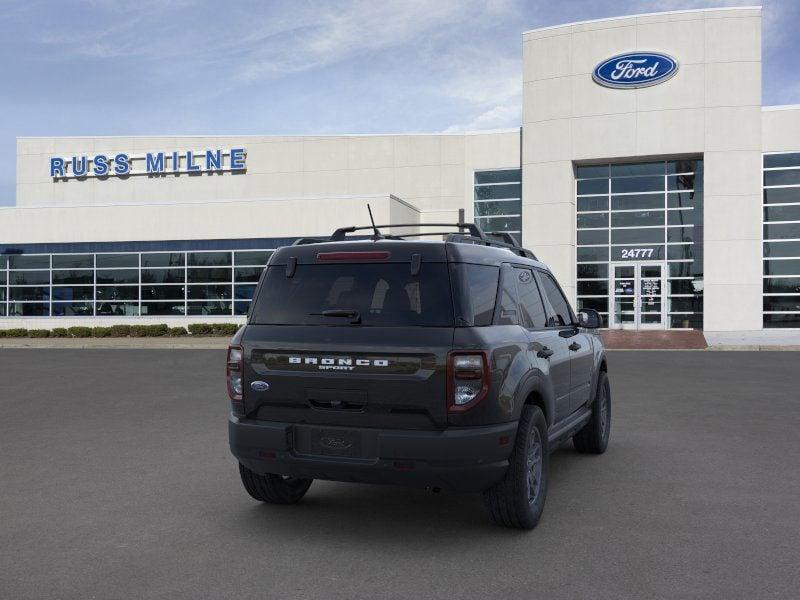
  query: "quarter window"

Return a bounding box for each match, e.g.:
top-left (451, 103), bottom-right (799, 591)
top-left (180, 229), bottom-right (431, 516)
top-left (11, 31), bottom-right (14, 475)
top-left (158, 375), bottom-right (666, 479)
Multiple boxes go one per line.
top-left (538, 272), bottom-right (573, 327)
top-left (515, 269), bottom-right (547, 329)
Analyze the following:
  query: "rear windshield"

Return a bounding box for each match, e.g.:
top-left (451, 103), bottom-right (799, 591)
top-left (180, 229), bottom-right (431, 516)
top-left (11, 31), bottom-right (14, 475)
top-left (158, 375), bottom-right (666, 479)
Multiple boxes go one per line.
top-left (250, 263), bottom-right (454, 326)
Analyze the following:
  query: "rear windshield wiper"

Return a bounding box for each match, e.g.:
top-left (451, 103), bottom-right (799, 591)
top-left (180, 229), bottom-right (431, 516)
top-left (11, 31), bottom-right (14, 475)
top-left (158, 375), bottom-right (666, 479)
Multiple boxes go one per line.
top-left (309, 309), bottom-right (362, 324)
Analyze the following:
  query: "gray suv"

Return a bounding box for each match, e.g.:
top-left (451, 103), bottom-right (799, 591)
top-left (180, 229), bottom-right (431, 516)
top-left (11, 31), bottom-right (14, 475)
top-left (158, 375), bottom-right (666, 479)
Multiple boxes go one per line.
top-left (228, 223), bottom-right (610, 529)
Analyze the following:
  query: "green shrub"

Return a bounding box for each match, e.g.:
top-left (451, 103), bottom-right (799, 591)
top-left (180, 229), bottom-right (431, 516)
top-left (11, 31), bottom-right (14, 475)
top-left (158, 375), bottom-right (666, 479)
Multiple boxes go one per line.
top-left (145, 324), bottom-right (169, 337)
top-left (212, 323), bottom-right (240, 336)
top-left (5, 328), bottom-right (29, 337)
top-left (67, 326), bottom-right (93, 338)
top-left (28, 329), bottom-right (51, 338)
top-left (168, 326), bottom-right (188, 336)
top-left (51, 328), bottom-right (70, 338)
top-left (129, 325), bottom-right (148, 337)
top-left (92, 327), bottom-right (113, 338)
top-left (109, 324), bottom-right (132, 337)
top-left (188, 323), bottom-right (214, 336)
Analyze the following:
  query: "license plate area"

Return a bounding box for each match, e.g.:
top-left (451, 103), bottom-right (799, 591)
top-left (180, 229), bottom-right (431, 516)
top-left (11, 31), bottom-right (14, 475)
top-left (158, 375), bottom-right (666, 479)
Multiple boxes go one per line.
top-left (293, 426), bottom-right (375, 459)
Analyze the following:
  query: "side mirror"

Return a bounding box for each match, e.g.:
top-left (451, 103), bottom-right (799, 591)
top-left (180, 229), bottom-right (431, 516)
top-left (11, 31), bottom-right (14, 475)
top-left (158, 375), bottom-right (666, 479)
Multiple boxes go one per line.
top-left (578, 309), bottom-right (602, 329)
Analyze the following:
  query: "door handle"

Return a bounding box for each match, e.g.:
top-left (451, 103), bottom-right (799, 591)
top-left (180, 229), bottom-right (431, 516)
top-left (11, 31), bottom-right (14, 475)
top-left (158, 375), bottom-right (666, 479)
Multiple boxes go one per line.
top-left (568, 342), bottom-right (582, 352)
top-left (537, 346), bottom-right (554, 359)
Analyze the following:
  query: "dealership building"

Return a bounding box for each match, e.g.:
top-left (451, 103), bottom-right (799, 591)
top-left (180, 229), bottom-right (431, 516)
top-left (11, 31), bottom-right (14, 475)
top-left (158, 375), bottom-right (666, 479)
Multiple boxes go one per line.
top-left (2, 6), bottom-right (800, 333)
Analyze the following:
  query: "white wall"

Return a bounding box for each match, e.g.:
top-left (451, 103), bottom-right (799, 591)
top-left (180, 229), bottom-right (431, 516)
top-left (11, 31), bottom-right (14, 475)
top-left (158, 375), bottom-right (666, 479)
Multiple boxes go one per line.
top-left (522, 7), bottom-right (764, 331)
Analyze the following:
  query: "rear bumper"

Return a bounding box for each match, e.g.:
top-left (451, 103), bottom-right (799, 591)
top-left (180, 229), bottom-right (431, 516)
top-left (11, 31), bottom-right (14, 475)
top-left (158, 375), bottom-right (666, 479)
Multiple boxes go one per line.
top-left (229, 415), bottom-right (518, 493)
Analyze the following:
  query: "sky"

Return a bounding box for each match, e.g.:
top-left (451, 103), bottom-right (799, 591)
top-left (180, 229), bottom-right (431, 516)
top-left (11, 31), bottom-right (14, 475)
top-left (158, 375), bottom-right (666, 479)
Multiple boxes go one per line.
top-left (1, 0), bottom-right (799, 206)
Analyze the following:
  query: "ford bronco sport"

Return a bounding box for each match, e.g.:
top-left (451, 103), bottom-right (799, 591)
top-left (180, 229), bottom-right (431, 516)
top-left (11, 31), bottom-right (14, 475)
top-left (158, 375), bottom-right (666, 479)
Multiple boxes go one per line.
top-left (228, 222), bottom-right (610, 529)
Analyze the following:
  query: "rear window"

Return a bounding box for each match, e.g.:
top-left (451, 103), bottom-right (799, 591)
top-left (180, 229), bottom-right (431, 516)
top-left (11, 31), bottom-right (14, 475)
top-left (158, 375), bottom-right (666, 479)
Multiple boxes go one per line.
top-left (251, 263), bottom-right (454, 326)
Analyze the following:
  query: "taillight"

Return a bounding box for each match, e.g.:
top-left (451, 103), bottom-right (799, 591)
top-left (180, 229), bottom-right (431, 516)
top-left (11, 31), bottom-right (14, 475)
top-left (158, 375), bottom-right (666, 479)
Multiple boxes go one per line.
top-left (447, 351), bottom-right (490, 412)
top-left (227, 345), bottom-right (244, 411)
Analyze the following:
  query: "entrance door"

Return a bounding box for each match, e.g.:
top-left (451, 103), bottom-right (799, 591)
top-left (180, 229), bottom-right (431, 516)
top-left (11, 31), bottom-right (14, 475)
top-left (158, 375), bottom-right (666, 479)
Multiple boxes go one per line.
top-left (610, 262), bottom-right (666, 330)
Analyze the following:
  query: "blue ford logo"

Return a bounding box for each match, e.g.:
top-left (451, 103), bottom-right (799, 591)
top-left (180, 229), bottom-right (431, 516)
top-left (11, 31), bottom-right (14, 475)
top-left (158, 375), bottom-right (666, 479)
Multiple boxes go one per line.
top-left (593, 52), bottom-right (678, 89)
top-left (250, 380), bottom-right (270, 392)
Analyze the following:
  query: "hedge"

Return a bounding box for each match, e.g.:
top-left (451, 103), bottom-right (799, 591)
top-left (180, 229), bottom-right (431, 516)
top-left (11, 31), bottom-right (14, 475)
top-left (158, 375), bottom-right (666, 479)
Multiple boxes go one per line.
top-left (0, 323), bottom-right (240, 338)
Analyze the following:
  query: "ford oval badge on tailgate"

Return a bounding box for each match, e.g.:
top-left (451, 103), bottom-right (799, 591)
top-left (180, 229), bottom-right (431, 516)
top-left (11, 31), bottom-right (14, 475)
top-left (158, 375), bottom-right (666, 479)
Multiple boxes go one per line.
top-left (250, 380), bottom-right (270, 392)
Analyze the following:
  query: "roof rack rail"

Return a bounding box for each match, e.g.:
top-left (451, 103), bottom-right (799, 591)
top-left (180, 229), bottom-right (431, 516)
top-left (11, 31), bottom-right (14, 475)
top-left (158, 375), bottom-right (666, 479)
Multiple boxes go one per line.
top-left (292, 237), bottom-right (328, 246)
top-left (329, 222), bottom-right (537, 260)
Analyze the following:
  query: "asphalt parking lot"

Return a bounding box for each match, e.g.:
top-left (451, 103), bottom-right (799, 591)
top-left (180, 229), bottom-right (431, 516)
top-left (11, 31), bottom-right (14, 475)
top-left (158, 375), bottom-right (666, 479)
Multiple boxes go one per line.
top-left (1, 350), bottom-right (799, 600)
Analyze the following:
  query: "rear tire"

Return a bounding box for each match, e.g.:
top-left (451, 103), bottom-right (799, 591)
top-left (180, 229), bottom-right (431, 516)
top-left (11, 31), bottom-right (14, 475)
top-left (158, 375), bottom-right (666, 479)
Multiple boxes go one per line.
top-left (483, 405), bottom-right (549, 530)
top-left (573, 371), bottom-right (611, 454)
top-left (238, 463), bottom-right (312, 504)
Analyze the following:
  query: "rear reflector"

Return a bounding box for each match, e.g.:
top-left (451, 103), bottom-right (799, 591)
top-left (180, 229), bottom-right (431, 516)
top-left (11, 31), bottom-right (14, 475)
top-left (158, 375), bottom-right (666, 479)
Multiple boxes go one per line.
top-left (316, 251), bottom-right (390, 261)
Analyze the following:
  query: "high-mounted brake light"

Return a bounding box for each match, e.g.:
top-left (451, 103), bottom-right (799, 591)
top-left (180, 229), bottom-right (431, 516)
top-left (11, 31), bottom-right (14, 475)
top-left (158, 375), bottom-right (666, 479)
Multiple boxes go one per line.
top-left (227, 345), bottom-right (244, 412)
top-left (316, 251), bottom-right (391, 261)
top-left (447, 351), bottom-right (490, 413)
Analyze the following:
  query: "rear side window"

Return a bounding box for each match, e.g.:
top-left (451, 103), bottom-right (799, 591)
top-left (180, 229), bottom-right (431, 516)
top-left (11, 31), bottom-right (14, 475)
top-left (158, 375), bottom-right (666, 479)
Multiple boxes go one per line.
top-left (538, 271), bottom-right (573, 326)
top-left (251, 263), bottom-right (453, 327)
top-left (516, 269), bottom-right (547, 329)
top-left (451, 264), bottom-right (499, 326)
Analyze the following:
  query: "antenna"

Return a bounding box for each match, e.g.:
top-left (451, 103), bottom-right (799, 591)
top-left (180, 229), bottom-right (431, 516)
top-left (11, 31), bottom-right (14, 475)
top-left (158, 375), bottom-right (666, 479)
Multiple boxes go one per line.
top-left (366, 204), bottom-right (381, 240)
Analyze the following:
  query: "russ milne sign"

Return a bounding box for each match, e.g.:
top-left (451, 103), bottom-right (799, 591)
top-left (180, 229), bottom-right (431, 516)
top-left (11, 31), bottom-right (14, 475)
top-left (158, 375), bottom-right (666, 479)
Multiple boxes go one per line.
top-left (49, 148), bottom-right (246, 179)
top-left (593, 52), bottom-right (678, 89)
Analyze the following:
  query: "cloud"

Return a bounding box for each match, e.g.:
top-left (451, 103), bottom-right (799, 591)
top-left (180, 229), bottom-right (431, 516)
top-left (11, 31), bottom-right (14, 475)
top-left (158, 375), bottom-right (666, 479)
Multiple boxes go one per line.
top-left (442, 103), bottom-right (521, 132)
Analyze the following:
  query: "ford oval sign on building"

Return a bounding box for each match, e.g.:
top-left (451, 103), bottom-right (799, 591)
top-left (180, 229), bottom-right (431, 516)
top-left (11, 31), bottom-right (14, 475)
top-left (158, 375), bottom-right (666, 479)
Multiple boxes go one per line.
top-left (593, 52), bottom-right (679, 89)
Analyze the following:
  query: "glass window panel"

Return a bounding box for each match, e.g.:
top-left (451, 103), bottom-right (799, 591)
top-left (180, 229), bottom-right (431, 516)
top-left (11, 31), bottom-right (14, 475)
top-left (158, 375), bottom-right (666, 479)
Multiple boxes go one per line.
top-left (9, 255), bottom-right (49, 269)
top-left (763, 278), bottom-right (800, 294)
top-left (474, 170), bottom-right (520, 185)
top-left (670, 314), bottom-right (703, 329)
top-left (577, 229), bottom-right (608, 245)
top-left (234, 251), bottom-right (271, 266)
top-left (611, 210), bottom-right (664, 228)
top-left (8, 302), bottom-right (49, 316)
top-left (141, 253), bottom-right (184, 267)
top-left (538, 271), bottom-right (574, 327)
top-left (234, 267), bottom-right (264, 283)
top-left (669, 280), bottom-right (701, 295)
top-left (577, 196), bottom-right (608, 212)
top-left (234, 284), bottom-right (257, 300)
top-left (187, 267), bottom-right (231, 283)
top-left (0, 271), bottom-right (5, 285)
top-left (763, 296), bottom-right (800, 312)
top-left (669, 297), bottom-right (703, 312)
top-left (764, 153), bottom-right (800, 168)
top-left (96, 302), bottom-right (139, 316)
top-left (516, 270), bottom-right (548, 329)
top-left (96, 286), bottom-right (139, 301)
top-left (141, 285), bottom-right (185, 300)
top-left (576, 165), bottom-right (608, 179)
top-left (577, 280), bottom-right (608, 295)
top-left (577, 213), bottom-right (608, 229)
top-left (667, 245), bottom-right (695, 261)
top-left (667, 160), bottom-right (701, 174)
top-left (668, 209), bottom-right (700, 226)
top-left (667, 227), bottom-right (694, 243)
top-left (763, 188), bottom-right (800, 205)
top-left (52, 302), bottom-right (94, 316)
top-left (52, 270), bottom-right (93, 284)
top-left (764, 314), bottom-right (800, 327)
top-left (52, 286), bottom-right (93, 301)
top-left (667, 191), bottom-right (703, 209)
top-left (611, 194), bottom-right (663, 211)
top-left (234, 301), bottom-right (251, 316)
top-left (764, 170), bottom-right (800, 187)
top-left (764, 205), bottom-right (800, 223)
top-left (0, 304), bottom-right (5, 316)
top-left (188, 252), bottom-right (232, 267)
top-left (578, 247), bottom-right (609, 262)
top-left (667, 174), bottom-right (699, 191)
top-left (669, 262), bottom-right (696, 277)
top-left (140, 301), bottom-right (185, 316)
top-left (474, 199), bottom-right (521, 217)
top-left (0, 255), bottom-right (6, 269)
top-left (577, 179), bottom-right (608, 195)
top-left (96, 269), bottom-right (138, 284)
top-left (475, 216), bottom-right (521, 233)
top-left (187, 284), bottom-right (232, 300)
top-left (474, 184), bottom-right (521, 200)
top-left (9, 271), bottom-right (50, 285)
top-left (611, 176), bottom-right (663, 194)
top-left (0, 288), bottom-right (6, 301)
top-left (611, 228), bottom-right (665, 244)
top-left (141, 268), bottom-right (185, 284)
top-left (96, 253), bottom-right (138, 268)
top-left (763, 241), bottom-right (800, 258)
top-left (763, 259), bottom-right (800, 276)
top-left (10, 287), bottom-right (50, 301)
top-left (611, 162), bottom-right (663, 177)
top-left (577, 297), bottom-right (608, 313)
top-left (52, 254), bottom-right (93, 269)
top-left (611, 246), bottom-right (665, 261)
top-left (187, 301), bottom-right (232, 315)
top-left (764, 223), bottom-right (800, 240)
top-left (577, 263), bottom-right (608, 279)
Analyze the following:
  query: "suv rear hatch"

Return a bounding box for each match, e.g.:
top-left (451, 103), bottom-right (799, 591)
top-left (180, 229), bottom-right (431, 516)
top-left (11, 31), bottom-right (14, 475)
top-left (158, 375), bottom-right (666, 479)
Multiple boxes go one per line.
top-left (241, 242), bottom-right (454, 430)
